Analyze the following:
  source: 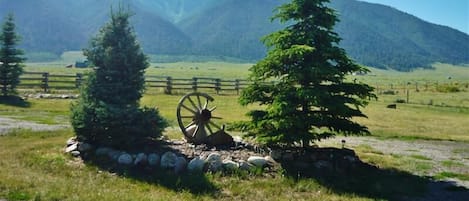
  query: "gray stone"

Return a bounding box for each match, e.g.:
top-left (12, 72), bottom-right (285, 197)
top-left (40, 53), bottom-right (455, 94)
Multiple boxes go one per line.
top-left (65, 143), bottom-right (78, 153)
top-left (269, 149), bottom-right (282, 161)
top-left (71, 150), bottom-right (81, 157)
top-left (78, 143), bottom-right (92, 152)
top-left (187, 157), bottom-right (205, 172)
top-left (147, 153), bottom-right (160, 166)
top-left (222, 160), bottom-right (239, 171)
top-left (134, 153), bottom-right (147, 166)
top-left (174, 157), bottom-right (187, 174)
top-left (205, 152), bottom-right (222, 172)
top-left (248, 156), bottom-right (268, 167)
top-left (160, 152), bottom-right (177, 169)
top-left (95, 147), bottom-right (112, 156)
top-left (108, 150), bottom-right (121, 160)
top-left (238, 160), bottom-right (254, 171)
top-left (118, 153), bottom-right (133, 165)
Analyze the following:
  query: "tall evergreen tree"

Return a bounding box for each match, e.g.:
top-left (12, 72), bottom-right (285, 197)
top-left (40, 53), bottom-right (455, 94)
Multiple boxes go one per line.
top-left (239, 0), bottom-right (376, 147)
top-left (0, 14), bottom-right (25, 97)
top-left (71, 7), bottom-right (167, 148)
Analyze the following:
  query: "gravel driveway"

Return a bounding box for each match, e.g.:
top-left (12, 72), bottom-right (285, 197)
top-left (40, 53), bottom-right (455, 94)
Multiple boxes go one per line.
top-left (0, 117), bottom-right (69, 135)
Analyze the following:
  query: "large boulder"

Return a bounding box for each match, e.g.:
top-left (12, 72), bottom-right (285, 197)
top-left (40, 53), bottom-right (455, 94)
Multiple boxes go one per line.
top-left (188, 157), bottom-right (205, 172)
top-left (160, 152), bottom-right (177, 169)
top-left (205, 130), bottom-right (234, 146)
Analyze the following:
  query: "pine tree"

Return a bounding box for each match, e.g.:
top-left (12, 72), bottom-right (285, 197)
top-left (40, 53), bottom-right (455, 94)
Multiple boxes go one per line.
top-left (0, 14), bottom-right (25, 97)
top-left (239, 0), bottom-right (376, 147)
top-left (71, 7), bottom-right (167, 148)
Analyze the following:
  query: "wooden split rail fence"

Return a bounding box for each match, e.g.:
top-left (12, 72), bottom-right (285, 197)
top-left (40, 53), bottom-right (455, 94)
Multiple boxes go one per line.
top-left (18, 72), bottom-right (250, 94)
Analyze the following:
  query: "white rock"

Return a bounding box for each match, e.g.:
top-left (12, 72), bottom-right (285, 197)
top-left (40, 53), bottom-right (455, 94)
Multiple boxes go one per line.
top-left (205, 152), bottom-right (222, 172)
top-left (222, 160), bottom-right (239, 171)
top-left (247, 156), bottom-right (268, 167)
top-left (148, 153), bottom-right (160, 166)
top-left (187, 157), bottom-right (205, 172)
top-left (118, 153), bottom-right (133, 165)
top-left (71, 151), bottom-right (81, 157)
top-left (174, 157), bottom-right (187, 174)
top-left (134, 153), bottom-right (147, 165)
top-left (160, 152), bottom-right (177, 169)
top-left (78, 143), bottom-right (92, 152)
top-left (95, 147), bottom-right (112, 156)
top-left (66, 137), bottom-right (77, 147)
top-left (65, 143), bottom-right (78, 153)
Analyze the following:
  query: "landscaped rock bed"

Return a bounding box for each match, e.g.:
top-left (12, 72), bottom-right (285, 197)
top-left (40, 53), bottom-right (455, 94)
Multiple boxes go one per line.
top-left (65, 136), bottom-right (365, 175)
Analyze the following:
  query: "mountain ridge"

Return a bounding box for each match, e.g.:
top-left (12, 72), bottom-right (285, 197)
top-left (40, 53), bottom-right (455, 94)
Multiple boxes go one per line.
top-left (0, 0), bottom-right (467, 71)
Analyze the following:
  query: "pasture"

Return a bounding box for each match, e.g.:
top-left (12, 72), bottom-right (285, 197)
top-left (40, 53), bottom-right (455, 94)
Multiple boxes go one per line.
top-left (1, 60), bottom-right (468, 200)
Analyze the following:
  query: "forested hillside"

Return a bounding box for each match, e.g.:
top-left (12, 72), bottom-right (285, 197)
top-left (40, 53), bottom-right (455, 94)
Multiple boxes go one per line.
top-left (0, 0), bottom-right (467, 70)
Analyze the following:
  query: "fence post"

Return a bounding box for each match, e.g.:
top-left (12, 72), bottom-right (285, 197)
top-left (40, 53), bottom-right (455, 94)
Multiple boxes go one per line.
top-left (192, 77), bottom-right (198, 92)
top-left (42, 72), bottom-right (49, 92)
top-left (215, 78), bottom-right (221, 94)
top-left (165, 76), bottom-right (172, 94)
top-left (76, 73), bottom-right (83, 88)
top-left (235, 79), bottom-right (240, 95)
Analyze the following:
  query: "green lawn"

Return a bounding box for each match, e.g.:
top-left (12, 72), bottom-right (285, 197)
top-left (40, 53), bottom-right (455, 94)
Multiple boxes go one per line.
top-left (1, 61), bottom-right (469, 200)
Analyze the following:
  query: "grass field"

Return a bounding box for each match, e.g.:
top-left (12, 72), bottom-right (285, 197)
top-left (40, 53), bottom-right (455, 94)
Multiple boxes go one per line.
top-left (1, 60), bottom-right (469, 200)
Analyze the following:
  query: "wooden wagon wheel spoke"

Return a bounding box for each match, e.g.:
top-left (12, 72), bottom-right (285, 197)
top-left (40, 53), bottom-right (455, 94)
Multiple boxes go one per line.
top-left (184, 121), bottom-right (196, 130)
top-left (180, 115), bottom-right (195, 119)
top-left (181, 104), bottom-right (197, 114)
top-left (206, 123), bottom-right (215, 135)
top-left (209, 106), bottom-right (217, 112)
top-left (186, 96), bottom-right (200, 111)
top-left (203, 99), bottom-right (209, 109)
top-left (196, 94), bottom-right (203, 109)
top-left (208, 120), bottom-right (222, 130)
top-left (211, 116), bottom-right (222, 119)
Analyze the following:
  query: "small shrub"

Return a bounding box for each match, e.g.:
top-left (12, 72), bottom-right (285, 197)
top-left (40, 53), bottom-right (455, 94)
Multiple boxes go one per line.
top-left (382, 90), bottom-right (396, 95)
top-left (436, 84), bottom-right (460, 93)
top-left (395, 99), bottom-right (406, 103)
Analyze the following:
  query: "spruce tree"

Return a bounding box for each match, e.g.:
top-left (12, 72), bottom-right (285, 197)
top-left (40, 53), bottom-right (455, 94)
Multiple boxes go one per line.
top-left (0, 14), bottom-right (25, 97)
top-left (239, 0), bottom-right (376, 147)
top-left (71, 7), bottom-right (167, 148)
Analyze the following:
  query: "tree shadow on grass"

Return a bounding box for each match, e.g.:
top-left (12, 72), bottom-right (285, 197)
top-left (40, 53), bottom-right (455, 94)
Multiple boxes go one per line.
top-left (280, 148), bottom-right (469, 201)
top-left (81, 140), bottom-right (219, 196)
top-left (0, 96), bottom-right (30, 107)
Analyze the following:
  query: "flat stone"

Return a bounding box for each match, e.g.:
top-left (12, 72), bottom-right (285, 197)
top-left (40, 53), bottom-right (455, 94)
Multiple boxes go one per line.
top-left (71, 150), bottom-right (81, 157)
top-left (66, 137), bottom-right (77, 147)
top-left (65, 143), bottom-right (78, 153)
top-left (238, 160), bottom-right (254, 171)
top-left (247, 156), bottom-right (268, 167)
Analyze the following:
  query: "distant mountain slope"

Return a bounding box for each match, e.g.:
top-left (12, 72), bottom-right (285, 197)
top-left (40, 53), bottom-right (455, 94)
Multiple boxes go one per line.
top-left (332, 0), bottom-right (469, 70)
top-left (0, 0), bottom-right (467, 70)
top-left (179, 0), bottom-right (284, 60)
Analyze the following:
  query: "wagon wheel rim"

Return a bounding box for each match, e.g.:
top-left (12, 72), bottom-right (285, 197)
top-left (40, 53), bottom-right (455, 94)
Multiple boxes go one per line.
top-left (176, 92), bottom-right (223, 143)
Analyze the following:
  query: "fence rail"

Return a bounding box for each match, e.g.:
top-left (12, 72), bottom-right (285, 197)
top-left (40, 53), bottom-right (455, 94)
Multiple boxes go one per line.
top-left (18, 72), bottom-right (249, 94)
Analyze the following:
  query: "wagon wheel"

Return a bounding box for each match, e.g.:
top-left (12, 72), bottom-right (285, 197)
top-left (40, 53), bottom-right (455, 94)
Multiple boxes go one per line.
top-left (176, 92), bottom-right (224, 144)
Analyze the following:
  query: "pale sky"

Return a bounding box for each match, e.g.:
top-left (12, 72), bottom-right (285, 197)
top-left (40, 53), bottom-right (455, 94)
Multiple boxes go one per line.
top-left (360, 0), bottom-right (469, 34)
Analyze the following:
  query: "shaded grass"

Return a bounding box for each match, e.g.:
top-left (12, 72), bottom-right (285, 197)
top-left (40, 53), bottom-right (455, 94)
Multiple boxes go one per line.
top-left (434, 172), bottom-right (469, 181)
